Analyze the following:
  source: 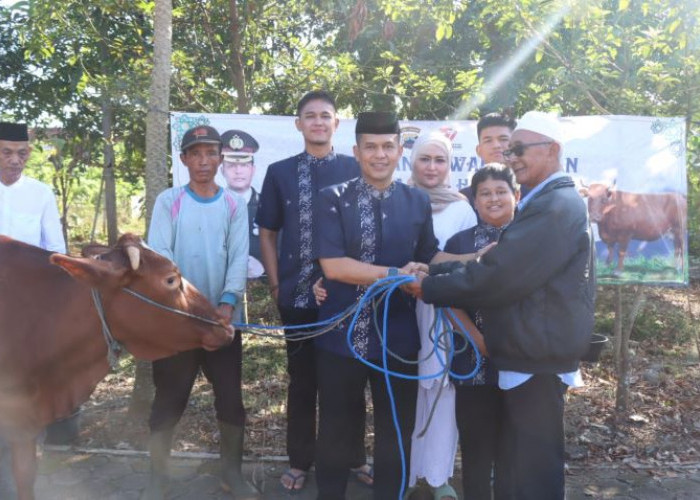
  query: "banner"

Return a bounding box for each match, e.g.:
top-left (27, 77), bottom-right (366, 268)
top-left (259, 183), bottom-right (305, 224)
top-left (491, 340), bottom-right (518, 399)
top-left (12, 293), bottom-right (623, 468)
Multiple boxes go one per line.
top-left (170, 113), bottom-right (688, 286)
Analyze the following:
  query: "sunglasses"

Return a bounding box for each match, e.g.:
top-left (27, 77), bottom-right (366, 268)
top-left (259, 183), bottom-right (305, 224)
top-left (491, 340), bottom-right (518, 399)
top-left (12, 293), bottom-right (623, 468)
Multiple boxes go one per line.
top-left (503, 141), bottom-right (553, 159)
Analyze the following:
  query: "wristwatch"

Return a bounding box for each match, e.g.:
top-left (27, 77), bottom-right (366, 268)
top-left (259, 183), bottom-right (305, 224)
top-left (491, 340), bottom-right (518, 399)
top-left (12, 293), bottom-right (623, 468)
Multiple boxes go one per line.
top-left (387, 267), bottom-right (399, 277)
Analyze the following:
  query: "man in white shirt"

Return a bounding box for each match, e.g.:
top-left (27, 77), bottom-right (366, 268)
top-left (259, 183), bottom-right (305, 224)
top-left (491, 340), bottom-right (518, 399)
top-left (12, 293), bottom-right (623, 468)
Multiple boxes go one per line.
top-left (0, 122), bottom-right (66, 498)
top-left (0, 122), bottom-right (66, 253)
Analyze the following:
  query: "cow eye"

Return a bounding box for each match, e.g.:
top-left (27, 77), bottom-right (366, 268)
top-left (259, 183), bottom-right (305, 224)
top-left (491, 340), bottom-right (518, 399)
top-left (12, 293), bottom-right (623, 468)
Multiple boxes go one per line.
top-left (165, 274), bottom-right (180, 289)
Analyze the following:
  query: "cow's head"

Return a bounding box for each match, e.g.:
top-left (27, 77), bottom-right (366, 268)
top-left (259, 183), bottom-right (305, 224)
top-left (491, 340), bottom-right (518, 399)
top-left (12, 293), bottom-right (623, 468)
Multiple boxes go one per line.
top-left (579, 182), bottom-right (616, 223)
top-left (50, 233), bottom-right (233, 360)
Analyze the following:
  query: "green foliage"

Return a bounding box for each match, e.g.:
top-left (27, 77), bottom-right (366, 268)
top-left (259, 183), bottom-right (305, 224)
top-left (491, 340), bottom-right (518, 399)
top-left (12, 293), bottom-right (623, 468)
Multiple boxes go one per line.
top-left (631, 297), bottom-right (694, 343)
top-left (24, 138), bottom-right (145, 247)
top-left (2, 0), bottom-right (699, 254)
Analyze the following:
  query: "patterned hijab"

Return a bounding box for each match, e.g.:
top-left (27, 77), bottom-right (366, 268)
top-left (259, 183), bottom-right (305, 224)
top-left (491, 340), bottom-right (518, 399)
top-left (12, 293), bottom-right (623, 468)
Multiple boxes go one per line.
top-left (408, 131), bottom-right (465, 213)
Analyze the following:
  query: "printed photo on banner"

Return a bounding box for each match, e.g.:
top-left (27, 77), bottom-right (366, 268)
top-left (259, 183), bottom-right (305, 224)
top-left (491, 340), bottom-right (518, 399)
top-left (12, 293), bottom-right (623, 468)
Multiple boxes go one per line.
top-left (170, 113), bottom-right (688, 286)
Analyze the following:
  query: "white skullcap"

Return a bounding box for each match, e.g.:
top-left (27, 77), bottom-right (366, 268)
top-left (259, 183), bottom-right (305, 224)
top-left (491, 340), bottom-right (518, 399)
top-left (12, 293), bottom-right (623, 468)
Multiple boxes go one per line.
top-left (513, 111), bottom-right (564, 144)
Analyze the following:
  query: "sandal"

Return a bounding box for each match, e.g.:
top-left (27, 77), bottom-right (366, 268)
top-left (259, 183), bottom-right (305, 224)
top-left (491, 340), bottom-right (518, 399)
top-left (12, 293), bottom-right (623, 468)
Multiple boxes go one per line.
top-left (280, 468), bottom-right (307, 493)
top-left (433, 483), bottom-right (457, 500)
top-left (350, 464), bottom-right (374, 487)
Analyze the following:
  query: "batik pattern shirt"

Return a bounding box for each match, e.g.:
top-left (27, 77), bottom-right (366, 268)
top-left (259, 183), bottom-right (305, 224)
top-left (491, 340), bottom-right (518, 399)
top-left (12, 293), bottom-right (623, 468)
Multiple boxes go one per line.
top-left (256, 152), bottom-right (359, 309)
top-left (351, 179), bottom-right (396, 357)
top-left (444, 222), bottom-right (504, 386)
top-left (293, 152), bottom-right (331, 308)
top-left (316, 178), bottom-right (439, 360)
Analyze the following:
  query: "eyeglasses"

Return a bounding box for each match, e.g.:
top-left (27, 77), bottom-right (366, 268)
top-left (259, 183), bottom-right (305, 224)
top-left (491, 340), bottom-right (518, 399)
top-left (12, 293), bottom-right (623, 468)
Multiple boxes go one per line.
top-left (503, 141), bottom-right (553, 159)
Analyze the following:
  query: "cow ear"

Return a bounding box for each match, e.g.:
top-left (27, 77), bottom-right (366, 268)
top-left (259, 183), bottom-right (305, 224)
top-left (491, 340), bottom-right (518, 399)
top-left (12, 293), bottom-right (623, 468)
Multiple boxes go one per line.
top-left (579, 188), bottom-right (589, 198)
top-left (50, 254), bottom-right (128, 287)
top-left (81, 244), bottom-right (111, 258)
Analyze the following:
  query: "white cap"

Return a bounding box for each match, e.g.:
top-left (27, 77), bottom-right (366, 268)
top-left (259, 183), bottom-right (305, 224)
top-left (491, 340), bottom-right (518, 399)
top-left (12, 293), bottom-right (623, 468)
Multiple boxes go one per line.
top-left (513, 111), bottom-right (564, 144)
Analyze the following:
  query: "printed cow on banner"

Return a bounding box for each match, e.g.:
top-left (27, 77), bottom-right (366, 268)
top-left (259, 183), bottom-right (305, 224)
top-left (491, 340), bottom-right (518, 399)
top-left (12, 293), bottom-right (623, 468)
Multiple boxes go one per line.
top-left (579, 182), bottom-right (686, 275)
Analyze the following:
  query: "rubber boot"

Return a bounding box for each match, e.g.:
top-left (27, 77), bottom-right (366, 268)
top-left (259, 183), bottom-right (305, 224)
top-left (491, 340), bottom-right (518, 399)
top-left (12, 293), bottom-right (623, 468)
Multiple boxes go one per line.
top-left (0, 438), bottom-right (17, 500)
top-left (140, 428), bottom-right (174, 500)
top-left (218, 421), bottom-right (260, 499)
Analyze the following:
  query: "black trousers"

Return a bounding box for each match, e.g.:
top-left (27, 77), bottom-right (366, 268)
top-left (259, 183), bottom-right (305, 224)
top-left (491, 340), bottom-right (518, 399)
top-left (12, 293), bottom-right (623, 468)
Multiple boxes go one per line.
top-left (316, 349), bottom-right (417, 500)
top-left (278, 306), bottom-right (319, 470)
top-left (149, 330), bottom-right (245, 431)
top-left (502, 373), bottom-right (567, 500)
top-left (455, 384), bottom-right (510, 500)
top-left (278, 306), bottom-right (367, 471)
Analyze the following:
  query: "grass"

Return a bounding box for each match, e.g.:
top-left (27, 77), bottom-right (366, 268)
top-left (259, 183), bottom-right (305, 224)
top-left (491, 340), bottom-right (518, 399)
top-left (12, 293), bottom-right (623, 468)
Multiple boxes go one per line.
top-left (240, 280), bottom-right (289, 451)
top-left (595, 255), bottom-right (687, 285)
top-left (594, 285), bottom-right (697, 344)
top-left (78, 274), bottom-right (699, 462)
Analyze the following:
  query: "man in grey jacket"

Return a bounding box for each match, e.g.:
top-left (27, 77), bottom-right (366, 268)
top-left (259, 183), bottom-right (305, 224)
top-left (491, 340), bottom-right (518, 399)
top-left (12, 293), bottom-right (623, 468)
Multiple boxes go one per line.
top-left (405, 111), bottom-right (596, 500)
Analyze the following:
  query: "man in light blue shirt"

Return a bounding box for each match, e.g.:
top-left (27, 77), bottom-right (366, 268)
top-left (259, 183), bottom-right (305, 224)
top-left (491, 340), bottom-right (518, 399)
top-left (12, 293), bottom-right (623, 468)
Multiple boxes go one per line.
top-left (142, 125), bottom-right (258, 500)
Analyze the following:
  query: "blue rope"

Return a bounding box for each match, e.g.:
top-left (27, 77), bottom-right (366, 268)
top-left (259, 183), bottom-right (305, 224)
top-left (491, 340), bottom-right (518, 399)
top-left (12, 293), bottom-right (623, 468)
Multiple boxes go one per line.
top-left (344, 277), bottom-right (482, 381)
top-left (233, 307), bottom-right (351, 331)
top-left (341, 275), bottom-right (482, 499)
top-left (236, 274), bottom-right (483, 500)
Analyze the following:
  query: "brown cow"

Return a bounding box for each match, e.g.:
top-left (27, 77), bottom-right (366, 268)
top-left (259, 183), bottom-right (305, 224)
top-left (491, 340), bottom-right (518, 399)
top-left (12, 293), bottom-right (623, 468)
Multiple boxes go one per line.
top-left (0, 233), bottom-right (233, 500)
top-left (579, 183), bottom-right (686, 275)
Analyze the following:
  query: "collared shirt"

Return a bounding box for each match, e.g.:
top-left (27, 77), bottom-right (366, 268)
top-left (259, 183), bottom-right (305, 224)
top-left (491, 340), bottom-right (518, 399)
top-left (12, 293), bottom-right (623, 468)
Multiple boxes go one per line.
top-left (244, 187), bottom-right (261, 262)
top-left (255, 151), bottom-right (359, 308)
top-left (0, 175), bottom-right (66, 252)
top-left (517, 170), bottom-right (567, 211)
top-left (503, 169), bottom-right (581, 390)
top-left (148, 185), bottom-right (249, 321)
top-left (316, 178), bottom-right (439, 359)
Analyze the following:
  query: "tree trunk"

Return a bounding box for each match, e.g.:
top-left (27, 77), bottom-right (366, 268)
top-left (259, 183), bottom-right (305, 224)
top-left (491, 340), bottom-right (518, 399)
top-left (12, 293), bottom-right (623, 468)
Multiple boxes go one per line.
top-left (49, 151), bottom-right (70, 248)
top-left (128, 0), bottom-right (173, 421)
top-left (615, 286), bottom-right (646, 415)
top-left (144, 0), bottom-right (172, 226)
top-left (101, 93), bottom-right (118, 246)
top-left (613, 286), bottom-right (622, 371)
top-left (228, 0), bottom-right (250, 113)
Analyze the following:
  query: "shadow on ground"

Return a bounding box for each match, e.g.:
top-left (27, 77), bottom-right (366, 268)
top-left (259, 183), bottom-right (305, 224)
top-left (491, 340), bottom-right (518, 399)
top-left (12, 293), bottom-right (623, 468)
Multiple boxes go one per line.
top-left (25, 448), bottom-right (700, 500)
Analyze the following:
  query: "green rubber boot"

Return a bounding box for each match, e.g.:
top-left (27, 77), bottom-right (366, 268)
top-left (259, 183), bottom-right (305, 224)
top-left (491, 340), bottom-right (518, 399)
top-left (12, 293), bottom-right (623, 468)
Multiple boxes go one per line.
top-left (140, 428), bottom-right (174, 500)
top-left (218, 421), bottom-right (260, 499)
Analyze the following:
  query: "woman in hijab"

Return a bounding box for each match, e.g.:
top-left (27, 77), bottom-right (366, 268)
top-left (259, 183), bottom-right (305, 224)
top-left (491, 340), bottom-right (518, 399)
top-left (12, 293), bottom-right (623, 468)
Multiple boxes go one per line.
top-left (407, 131), bottom-right (477, 500)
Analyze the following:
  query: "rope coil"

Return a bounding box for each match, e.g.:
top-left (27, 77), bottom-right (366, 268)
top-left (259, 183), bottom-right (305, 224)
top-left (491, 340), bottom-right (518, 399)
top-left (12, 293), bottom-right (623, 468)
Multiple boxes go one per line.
top-left (236, 275), bottom-right (482, 500)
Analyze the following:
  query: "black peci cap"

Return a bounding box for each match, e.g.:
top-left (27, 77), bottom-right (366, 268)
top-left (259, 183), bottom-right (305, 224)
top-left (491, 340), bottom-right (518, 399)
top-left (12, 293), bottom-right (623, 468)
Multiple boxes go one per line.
top-left (355, 112), bottom-right (400, 135)
top-left (0, 122), bottom-right (29, 142)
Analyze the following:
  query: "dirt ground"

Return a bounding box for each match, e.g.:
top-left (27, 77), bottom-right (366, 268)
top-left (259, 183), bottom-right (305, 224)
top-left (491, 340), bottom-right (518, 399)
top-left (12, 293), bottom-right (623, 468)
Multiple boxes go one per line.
top-left (71, 285), bottom-right (700, 473)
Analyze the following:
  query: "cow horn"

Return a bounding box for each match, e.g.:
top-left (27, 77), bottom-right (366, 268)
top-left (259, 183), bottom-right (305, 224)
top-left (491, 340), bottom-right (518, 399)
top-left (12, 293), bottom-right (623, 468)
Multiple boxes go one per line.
top-left (126, 246), bottom-right (140, 271)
